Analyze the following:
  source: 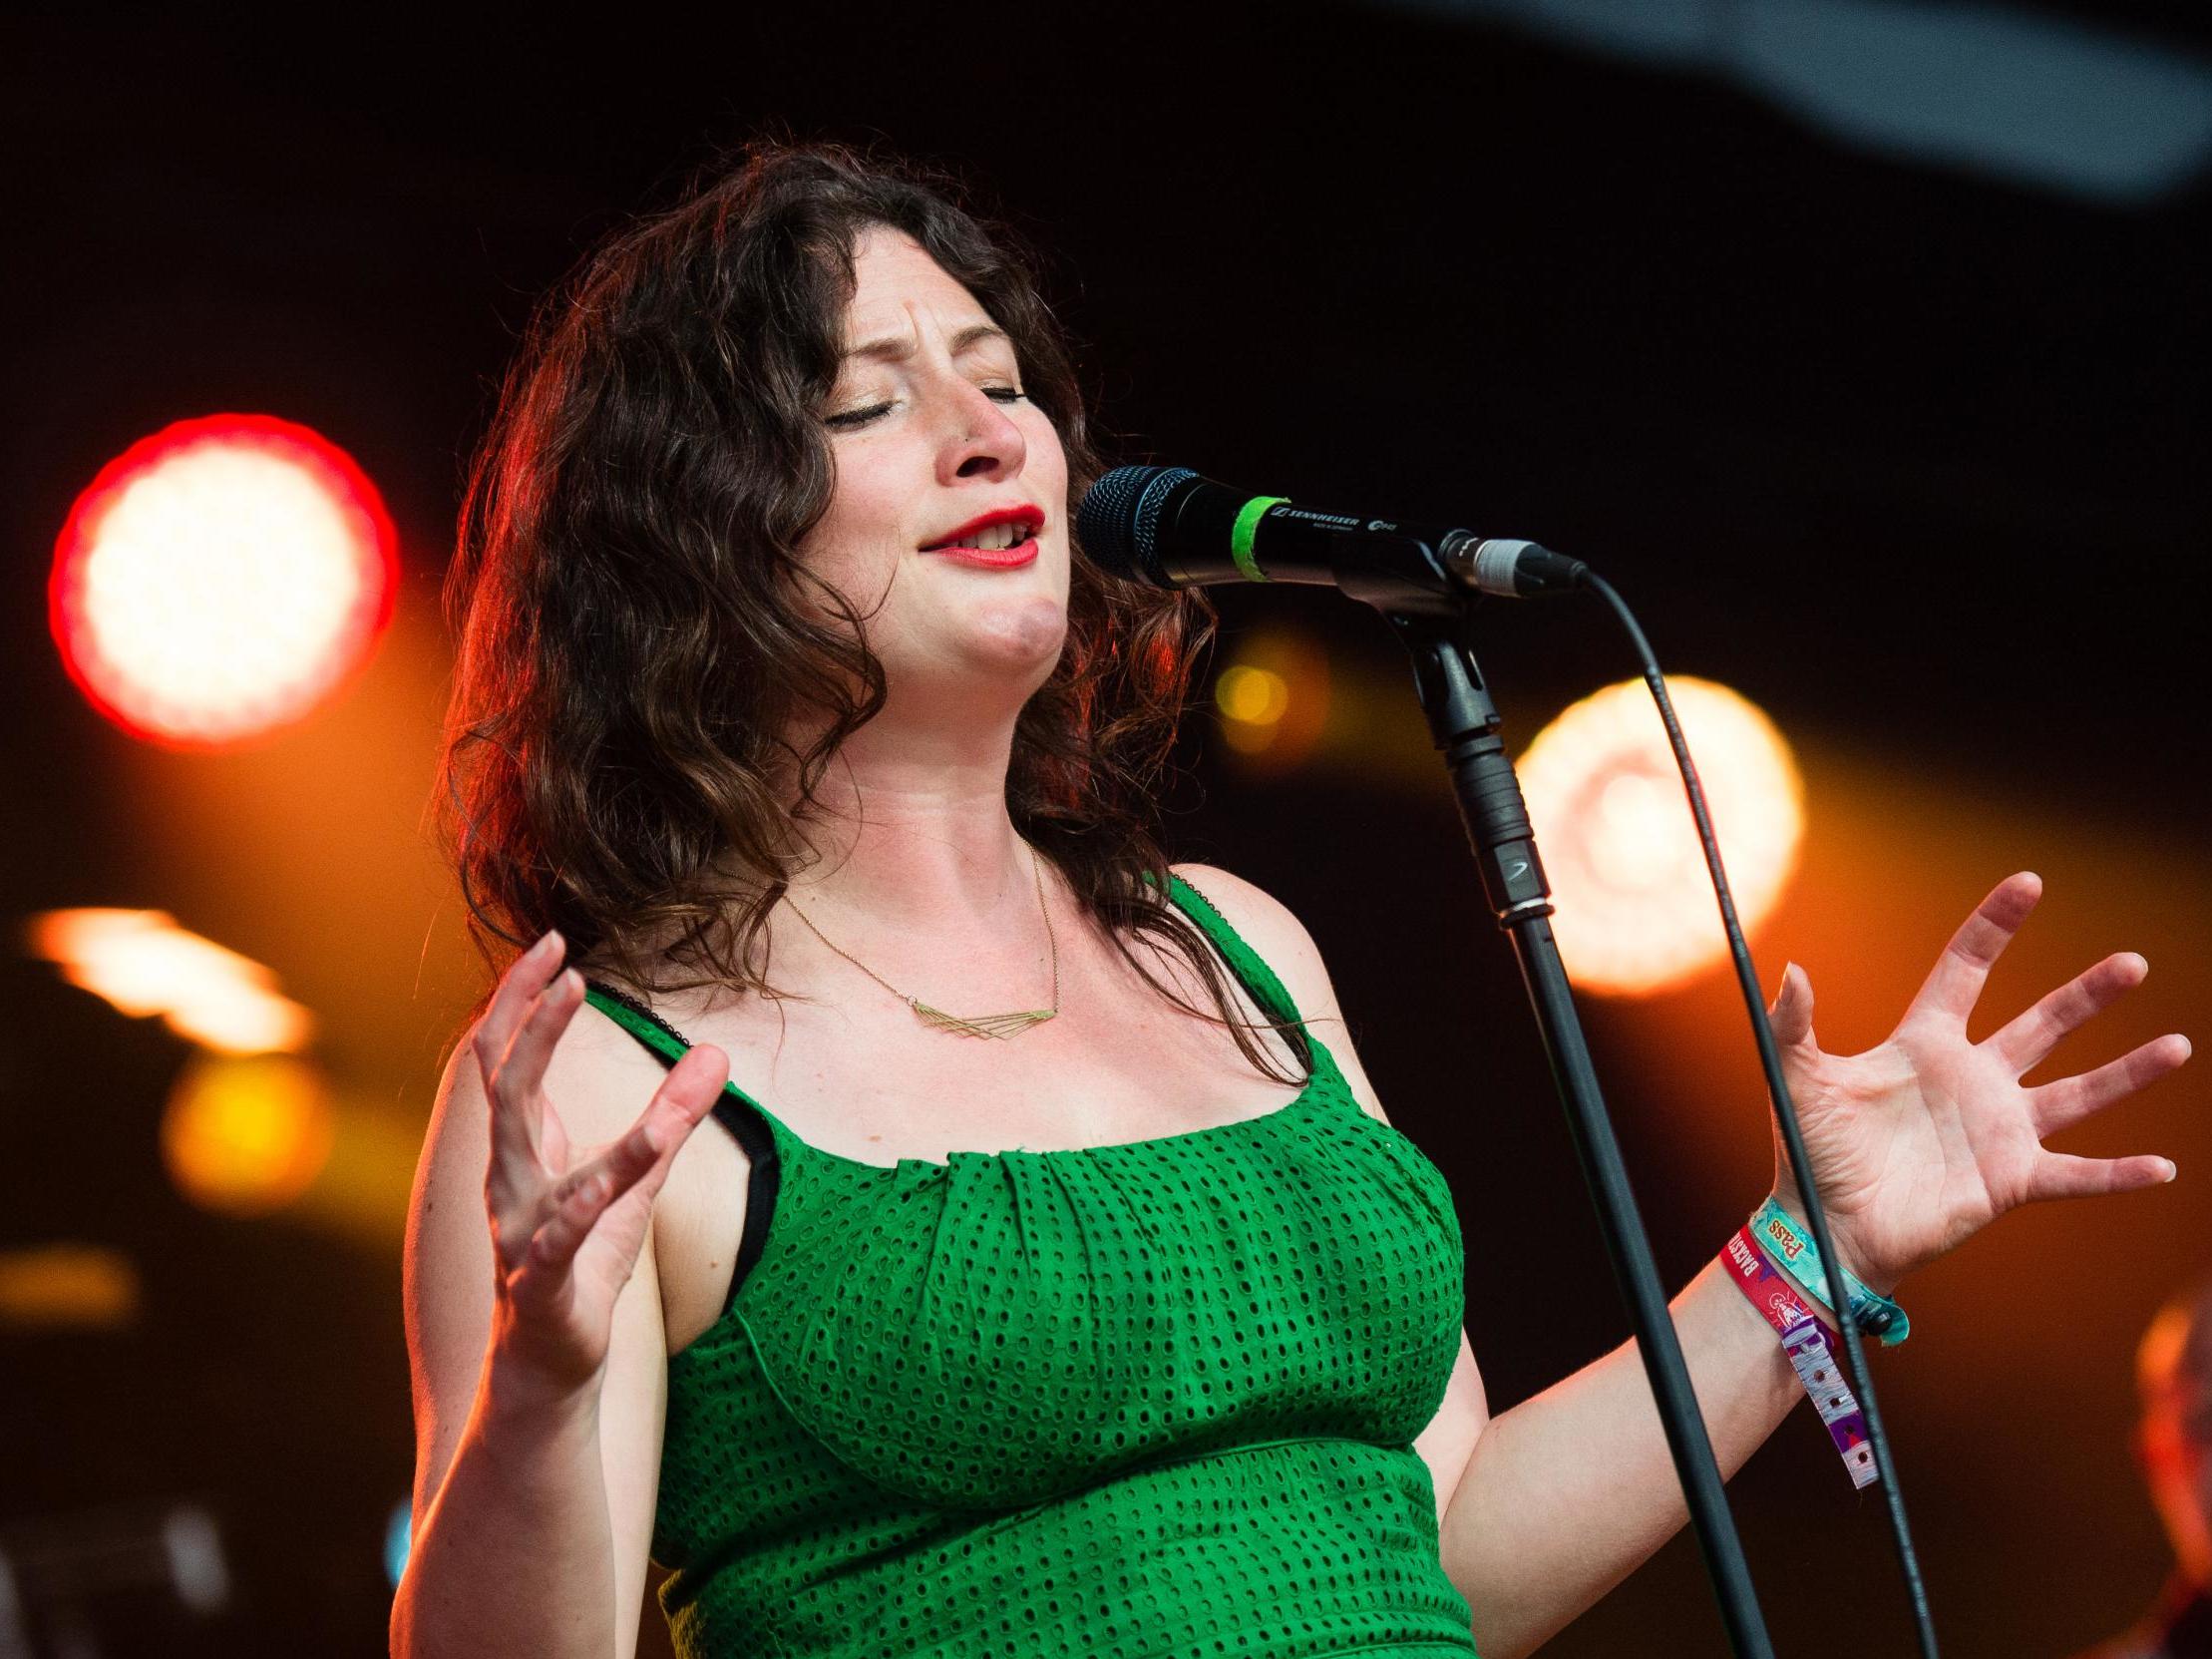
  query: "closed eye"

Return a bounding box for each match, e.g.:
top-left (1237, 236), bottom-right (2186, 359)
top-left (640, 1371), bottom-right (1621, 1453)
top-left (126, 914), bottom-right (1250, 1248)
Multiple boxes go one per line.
top-left (825, 386), bottom-right (1029, 431)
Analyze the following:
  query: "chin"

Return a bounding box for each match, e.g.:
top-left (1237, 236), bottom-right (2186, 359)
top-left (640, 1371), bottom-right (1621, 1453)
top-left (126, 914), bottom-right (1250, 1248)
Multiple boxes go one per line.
top-left (966, 593), bottom-right (1067, 670)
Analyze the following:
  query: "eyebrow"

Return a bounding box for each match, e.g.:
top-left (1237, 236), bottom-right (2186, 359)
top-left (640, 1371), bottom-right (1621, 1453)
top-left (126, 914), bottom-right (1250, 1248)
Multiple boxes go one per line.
top-left (840, 321), bottom-right (1012, 363)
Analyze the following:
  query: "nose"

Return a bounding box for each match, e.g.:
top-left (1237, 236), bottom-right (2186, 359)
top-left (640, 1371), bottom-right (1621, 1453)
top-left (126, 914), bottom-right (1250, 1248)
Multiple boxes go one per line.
top-left (933, 374), bottom-right (1027, 484)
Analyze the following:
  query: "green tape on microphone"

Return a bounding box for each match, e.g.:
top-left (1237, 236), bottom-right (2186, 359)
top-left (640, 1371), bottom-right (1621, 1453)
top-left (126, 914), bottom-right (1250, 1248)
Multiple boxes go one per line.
top-left (1231, 496), bottom-right (1288, 583)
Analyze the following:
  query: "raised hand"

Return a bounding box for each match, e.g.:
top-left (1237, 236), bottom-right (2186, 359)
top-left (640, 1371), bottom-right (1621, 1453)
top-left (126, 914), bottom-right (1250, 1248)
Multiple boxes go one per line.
top-left (1763, 873), bottom-right (2191, 1295)
top-left (473, 930), bottom-right (729, 1390)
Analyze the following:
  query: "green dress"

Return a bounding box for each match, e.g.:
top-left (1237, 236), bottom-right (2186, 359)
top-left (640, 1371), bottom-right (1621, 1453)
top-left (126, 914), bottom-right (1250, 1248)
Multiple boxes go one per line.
top-left (583, 873), bottom-right (1479, 1657)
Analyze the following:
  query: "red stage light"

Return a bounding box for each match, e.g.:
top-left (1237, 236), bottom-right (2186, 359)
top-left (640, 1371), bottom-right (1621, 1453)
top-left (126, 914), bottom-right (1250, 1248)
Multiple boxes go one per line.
top-left (49, 413), bottom-right (397, 747)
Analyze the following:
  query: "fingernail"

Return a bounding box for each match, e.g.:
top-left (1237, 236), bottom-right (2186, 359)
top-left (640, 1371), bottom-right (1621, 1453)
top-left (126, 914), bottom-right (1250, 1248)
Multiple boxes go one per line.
top-left (2164, 1160), bottom-right (2180, 1183)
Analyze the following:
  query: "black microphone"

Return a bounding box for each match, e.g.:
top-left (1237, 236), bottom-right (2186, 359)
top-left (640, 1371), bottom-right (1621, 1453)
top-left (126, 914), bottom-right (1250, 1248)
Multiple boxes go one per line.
top-left (1075, 466), bottom-right (1587, 612)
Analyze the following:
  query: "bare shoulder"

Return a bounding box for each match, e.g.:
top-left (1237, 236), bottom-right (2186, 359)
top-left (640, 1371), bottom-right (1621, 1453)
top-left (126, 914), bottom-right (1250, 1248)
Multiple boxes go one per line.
top-left (1167, 862), bottom-right (1335, 1017)
top-left (551, 987), bottom-right (703, 1134)
top-left (1168, 861), bottom-right (1391, 1124)
top-left (419, 985), bottom-right (722, 1251)
top-left (435, 983), bottom-right (685, 1150)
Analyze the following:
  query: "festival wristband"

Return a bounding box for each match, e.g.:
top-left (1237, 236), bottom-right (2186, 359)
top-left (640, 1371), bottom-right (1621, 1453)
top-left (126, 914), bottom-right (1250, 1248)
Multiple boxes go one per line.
top-left (1723, 1227), bottom-right (1880, 1489)
top-left (1749, 1195), bottom-right (1910, 1348)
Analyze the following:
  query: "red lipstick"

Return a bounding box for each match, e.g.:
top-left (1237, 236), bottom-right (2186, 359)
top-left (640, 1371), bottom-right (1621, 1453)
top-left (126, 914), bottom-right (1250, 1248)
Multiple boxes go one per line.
top-left (919, 503), bottom-right (1046, 559)
top-left (930, 539), bottom-right (1039, 570)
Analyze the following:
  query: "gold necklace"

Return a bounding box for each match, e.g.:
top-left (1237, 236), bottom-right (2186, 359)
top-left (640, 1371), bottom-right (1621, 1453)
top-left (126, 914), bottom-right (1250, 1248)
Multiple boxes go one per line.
top-left (781, 844), bottom-right (1059, 1038)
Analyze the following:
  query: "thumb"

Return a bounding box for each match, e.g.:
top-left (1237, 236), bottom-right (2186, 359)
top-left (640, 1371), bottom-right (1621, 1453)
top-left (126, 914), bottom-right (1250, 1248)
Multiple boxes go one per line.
top-left (1767, 961), bottom-right (1818, 1050)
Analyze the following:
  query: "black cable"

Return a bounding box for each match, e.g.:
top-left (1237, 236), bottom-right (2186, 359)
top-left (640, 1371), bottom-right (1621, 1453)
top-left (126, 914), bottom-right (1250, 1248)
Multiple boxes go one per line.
top-left (1580, 573), bottom-right (1941, 1658)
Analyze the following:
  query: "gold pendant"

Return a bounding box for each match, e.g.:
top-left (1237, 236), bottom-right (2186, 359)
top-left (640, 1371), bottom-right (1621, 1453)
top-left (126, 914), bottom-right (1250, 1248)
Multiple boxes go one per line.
top-left (912, 999), bottom-right (1056, 1039)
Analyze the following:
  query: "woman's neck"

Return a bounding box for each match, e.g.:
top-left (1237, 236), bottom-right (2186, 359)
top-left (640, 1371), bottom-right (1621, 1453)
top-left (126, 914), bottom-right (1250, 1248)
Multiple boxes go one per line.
top-left (782, 715), bottom-right (1036, 934)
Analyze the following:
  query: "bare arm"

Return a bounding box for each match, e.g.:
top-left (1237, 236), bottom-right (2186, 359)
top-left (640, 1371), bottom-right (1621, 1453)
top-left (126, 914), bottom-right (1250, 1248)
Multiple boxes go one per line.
top-left (1439, 1258), bottom-right (1797, 1658)
top-left (1454, 875), bottom-right (2190, 1653)
top-left (390, 940), bottom-right (728, 1659)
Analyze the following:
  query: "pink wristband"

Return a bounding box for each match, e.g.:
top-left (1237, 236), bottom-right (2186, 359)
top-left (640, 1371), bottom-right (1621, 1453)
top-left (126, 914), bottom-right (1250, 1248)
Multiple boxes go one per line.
top-left (1723, 1225), bottom-right (1879, 1489)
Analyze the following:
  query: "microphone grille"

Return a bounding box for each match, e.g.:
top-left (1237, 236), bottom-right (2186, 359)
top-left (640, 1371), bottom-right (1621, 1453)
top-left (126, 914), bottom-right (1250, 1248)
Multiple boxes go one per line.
top-left (1076, 466), bottom-right (1197, 587)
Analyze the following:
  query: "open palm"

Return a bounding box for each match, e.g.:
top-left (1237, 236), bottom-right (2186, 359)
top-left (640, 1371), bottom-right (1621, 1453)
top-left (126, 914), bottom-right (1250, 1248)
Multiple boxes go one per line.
top-left (1764, 873), bottom-right (2190, 1296)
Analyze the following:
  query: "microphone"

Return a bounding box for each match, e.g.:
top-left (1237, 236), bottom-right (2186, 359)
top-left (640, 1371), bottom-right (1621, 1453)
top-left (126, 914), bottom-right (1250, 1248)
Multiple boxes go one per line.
top-left (1075, 466), bottom-right (1587, 612)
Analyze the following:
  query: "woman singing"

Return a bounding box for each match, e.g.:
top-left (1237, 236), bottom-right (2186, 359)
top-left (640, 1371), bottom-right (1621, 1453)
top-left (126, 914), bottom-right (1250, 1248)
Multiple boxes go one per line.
top-left (391, 139), bottom-right (2190, 1658)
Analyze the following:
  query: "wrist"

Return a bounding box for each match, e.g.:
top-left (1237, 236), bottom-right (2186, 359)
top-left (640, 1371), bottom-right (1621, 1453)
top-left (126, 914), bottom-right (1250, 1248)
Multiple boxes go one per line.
top-left (478, 1340), bottom-right (603, 1460)
top-left (1748, 1195), bottom-right (1910, 1348)
top-left (1719, 1225), bottom-right (1881, 1489)
top-left (1761, 1188), bottom-right (1897, 1298)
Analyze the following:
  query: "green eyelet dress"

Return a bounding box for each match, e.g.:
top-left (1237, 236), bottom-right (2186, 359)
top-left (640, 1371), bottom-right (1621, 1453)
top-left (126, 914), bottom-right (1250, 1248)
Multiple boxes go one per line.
top-left (582, 873), bottom-right (1479, 1658)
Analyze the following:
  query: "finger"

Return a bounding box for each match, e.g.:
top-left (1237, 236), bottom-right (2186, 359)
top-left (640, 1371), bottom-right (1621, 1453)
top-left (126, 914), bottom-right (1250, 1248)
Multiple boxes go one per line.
top-left (522, 1045), bottom-right (731, 1269)
top-left (474, 933), bottom-right (567, 1162)
top-left (1990, 951), bottom-right (2149, 1075)
top-left (1904, 872), bottom-right (2042, 1028)
top-left (624, 1044), bottom-right (732, 1201)
top-left (524, 1104), bottom-right (681, 1271)
top-left (523, 1160), bottom-right (625, 1273)
top-left (654, 1041), bottom-right (731, 1127)
top-left (472, 930), bottom-right (567, 1088)
top-left (2024, 1149), bottom-right (2178, 1204)
top-left (2029, 1033), bottom-right (2194, 1137)
top-left (484, 968), bottom-right (586, 1171)
top-left (490, 1120), bottom-right (600, 1275)
top-left (1766, 962), bottom-right (1818, 1051)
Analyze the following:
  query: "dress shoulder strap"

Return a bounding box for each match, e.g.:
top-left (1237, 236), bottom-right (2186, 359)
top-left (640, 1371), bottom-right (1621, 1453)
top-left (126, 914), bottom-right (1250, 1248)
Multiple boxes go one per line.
top-left (581, 979), bottom-right (692, 1066)
top-left (579, 978), bottom-right (781, 1321)
top-left (1160, 870), bottom-right (1313, 1070)
top-left (580, 980), bottom-right (783, 1130)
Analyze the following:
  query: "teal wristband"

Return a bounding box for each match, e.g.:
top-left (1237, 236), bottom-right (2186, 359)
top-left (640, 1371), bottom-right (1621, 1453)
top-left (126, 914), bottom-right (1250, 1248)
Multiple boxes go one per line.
top-left (1749, 1196), bottom-right (1910, 1348)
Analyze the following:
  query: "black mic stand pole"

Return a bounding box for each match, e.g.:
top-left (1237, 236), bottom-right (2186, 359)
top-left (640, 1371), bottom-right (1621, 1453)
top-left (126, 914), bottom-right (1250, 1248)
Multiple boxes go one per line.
top-left (1389, 605), bottom-right (1775, 1659)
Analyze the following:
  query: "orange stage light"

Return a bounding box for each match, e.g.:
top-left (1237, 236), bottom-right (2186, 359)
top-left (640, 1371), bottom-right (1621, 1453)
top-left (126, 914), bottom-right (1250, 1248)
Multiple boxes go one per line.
top-left (162, 1051), bottom-right (336, 1217)
top-left (1517, 675), bottom-right (1804, 995)
top-left (48, 413), bottom-right (397, 748)
top-left (24, 909), bottom-right (314, 1054)
top-left (0, 1244), bottom-right (141, 1331)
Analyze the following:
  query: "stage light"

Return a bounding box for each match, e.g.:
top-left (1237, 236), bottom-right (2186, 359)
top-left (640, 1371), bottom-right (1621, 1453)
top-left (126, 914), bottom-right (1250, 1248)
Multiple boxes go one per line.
top-left (1517, 675), bottom-right (1804, 995)
top-left (161, 1051), bottom-right (336, 1217)
top-left (49, 413), bottom-right (397, 748)
top-left (0, 1244), bottom-right (140, 1331)
top-left (24, 909), bottom-right (313, 1053)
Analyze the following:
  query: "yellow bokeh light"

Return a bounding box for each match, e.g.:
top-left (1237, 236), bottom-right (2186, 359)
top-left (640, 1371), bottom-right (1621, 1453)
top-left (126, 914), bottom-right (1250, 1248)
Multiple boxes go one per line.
top-left (1216, 664), bottom-right (1290, 727)
top-left (1212, 631), bottom-right (1330, 765)
top-left (1518, 675), bottom-right (1804, 995)
top-left (162, 1052), bottom-right (336, 1217)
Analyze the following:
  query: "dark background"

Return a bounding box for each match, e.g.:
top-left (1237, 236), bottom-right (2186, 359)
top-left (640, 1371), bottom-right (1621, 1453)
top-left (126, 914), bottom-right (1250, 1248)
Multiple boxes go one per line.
top-left (3, 4), bottom-right (2206, 1655)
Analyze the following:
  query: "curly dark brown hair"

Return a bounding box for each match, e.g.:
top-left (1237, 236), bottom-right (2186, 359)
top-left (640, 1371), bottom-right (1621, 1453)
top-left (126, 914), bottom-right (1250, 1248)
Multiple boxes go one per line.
top-left (435, 135), bottom-right (1304, 1084)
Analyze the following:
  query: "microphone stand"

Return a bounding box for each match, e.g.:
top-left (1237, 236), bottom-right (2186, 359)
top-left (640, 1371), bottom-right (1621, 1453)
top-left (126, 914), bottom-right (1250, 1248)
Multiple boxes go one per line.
top-left (1386, 605), bottom-right (1775, 1659)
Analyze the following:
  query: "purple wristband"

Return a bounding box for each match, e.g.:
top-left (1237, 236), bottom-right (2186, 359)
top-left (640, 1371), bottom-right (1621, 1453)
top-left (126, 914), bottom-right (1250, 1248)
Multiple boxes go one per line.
top-left (1724, 1227), bottom-right (1879, 1489)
